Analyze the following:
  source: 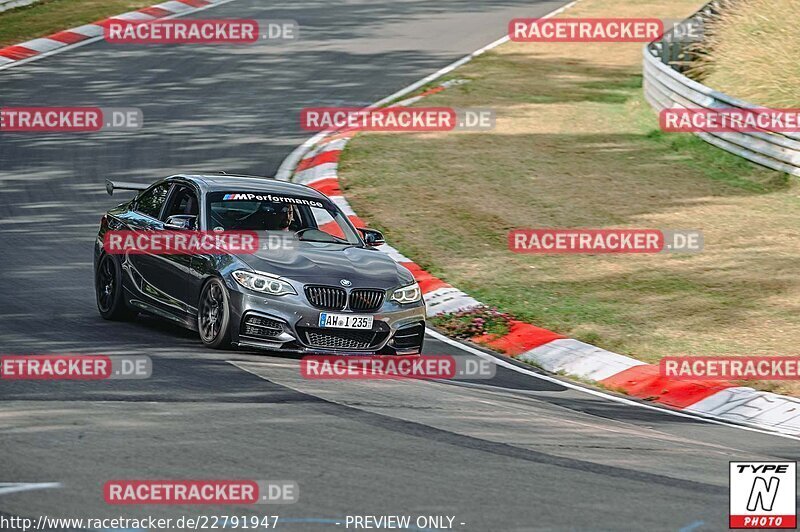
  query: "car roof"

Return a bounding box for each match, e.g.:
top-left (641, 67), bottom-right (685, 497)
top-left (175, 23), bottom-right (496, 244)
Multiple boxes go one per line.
top-left (170, 173), bottom-right (329, 201)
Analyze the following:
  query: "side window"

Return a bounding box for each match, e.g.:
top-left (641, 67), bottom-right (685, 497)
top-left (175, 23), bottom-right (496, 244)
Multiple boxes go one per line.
top-left (310, 206), bottom-right (345, 238)
top-left (135, 183), bottom-right (170, 219)
top-left (163, 185), bottom-right (199, 220)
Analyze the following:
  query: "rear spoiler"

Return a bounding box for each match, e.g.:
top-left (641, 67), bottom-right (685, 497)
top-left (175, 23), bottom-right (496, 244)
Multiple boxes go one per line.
top-left (106, 179), bottom-right (148, 196)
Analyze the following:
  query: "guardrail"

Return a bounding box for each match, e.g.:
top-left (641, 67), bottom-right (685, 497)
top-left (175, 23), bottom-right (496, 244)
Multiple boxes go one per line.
top-left (643, 0), bottom-right (800, 176)
top-left (0, 0), bottom-right (40, 13)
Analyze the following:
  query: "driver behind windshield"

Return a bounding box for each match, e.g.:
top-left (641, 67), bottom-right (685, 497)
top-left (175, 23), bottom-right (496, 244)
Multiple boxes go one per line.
top-left (208, 191), bottom-right (362, 245)
top-left (261, 203), bottom-right (295, 231)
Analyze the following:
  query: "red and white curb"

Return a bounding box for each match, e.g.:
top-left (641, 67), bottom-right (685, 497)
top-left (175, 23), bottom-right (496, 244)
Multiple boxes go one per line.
top-left (0, 0), bottom-right (235, 71)
top-left (282, 81), bottom-right (800, 437)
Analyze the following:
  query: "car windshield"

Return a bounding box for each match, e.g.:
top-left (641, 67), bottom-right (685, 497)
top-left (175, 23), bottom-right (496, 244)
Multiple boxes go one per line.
top-left (207, 191), bottom-right (361, 245)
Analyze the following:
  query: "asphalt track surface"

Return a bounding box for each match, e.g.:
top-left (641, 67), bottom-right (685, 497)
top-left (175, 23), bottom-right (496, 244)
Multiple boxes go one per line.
top-left (1, 1), bottom-right (799, 531)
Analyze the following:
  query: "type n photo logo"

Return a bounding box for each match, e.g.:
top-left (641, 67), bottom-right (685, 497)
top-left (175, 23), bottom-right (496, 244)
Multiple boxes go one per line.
top-left (730, 462), bottom-right (796, 529)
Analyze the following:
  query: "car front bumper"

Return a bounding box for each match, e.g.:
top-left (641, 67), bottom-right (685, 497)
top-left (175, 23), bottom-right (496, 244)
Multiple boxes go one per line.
top-left (225, 280), bottom-right (426, 355)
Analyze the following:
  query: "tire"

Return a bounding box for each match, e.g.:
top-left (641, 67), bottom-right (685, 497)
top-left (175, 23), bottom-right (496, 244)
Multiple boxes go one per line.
top-left (95, 253), bottom-right (135, 321)
top-left (198, 277), bottom-right (232, 349)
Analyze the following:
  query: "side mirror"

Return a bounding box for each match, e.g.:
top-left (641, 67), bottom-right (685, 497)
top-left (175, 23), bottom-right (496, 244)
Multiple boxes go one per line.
top-left (165, 215), bottom-right (197, 230)
top-left (358, 227), bottom-right (385, 247)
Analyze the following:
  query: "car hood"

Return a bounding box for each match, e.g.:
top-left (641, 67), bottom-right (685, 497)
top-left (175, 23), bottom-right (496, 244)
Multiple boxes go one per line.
top-left (234, 242), bottom-right (414, 289)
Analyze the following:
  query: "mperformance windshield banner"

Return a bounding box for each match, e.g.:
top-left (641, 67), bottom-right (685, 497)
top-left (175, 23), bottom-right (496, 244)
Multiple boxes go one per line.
top-left (221, 193), bottom-right (325, 209)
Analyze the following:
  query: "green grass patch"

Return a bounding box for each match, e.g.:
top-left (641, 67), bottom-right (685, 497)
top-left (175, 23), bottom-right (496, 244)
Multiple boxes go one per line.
top-left (338, 0), bottom-right (800, 397)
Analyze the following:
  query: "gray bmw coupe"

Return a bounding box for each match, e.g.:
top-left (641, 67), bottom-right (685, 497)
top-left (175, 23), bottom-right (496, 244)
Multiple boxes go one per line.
top-left (94, 173), bottom-right (426, 355)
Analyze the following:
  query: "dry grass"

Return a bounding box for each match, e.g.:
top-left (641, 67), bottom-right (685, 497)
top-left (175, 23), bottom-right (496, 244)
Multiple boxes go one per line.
top-left (686, 0), bottom-right (800, 107)
top-left (339, 0), bottom-right (800, 395)
top-left (0, 0), bottom-right (155, 47)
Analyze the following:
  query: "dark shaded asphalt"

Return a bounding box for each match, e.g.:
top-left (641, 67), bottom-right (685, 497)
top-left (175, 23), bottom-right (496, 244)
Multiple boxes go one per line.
top-left (1, 1), bottom-right (798, 531)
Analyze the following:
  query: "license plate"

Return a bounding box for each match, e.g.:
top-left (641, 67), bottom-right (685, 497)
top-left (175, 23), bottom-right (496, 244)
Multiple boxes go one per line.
top-left (318, 313), bottom-right (373, 329)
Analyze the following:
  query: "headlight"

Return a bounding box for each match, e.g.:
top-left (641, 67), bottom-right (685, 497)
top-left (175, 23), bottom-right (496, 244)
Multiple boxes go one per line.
top-left (391, 282), bottom-right (422, 304)
top-left (232, 270), bottom-right (296, 296)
